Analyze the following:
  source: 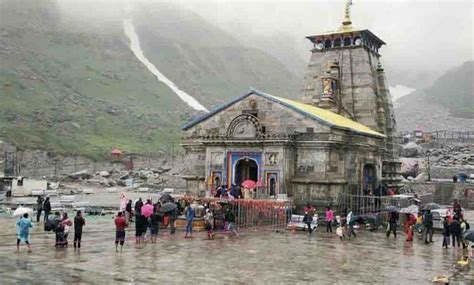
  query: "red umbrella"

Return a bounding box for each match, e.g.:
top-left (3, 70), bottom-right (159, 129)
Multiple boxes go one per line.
top-left (242, 180), bottom-right (256, 189)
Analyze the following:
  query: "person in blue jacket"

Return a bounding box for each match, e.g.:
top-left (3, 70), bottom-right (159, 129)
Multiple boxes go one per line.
top-left (16, 213), bottom-right (33, 253)
top-left (184, 202), bottom-right (195, 238)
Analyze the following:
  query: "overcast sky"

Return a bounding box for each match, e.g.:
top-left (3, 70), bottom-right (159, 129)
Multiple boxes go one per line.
top-left (179, 0), bottom-right (473, 72)
top-left (58, 0), bottom-right (473, 74)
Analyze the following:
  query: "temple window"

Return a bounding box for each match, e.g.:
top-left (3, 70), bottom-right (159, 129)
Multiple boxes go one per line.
top-left (315, 40), bottom-right (324, 50)
top-left (269, 177), bottom-right (276, 196)
top-left (353, 37), bottom-right (361, 45)
top-left (324, 39), bottom-right (332, 48)
top-left (343, 37), bottom-right (351, 46)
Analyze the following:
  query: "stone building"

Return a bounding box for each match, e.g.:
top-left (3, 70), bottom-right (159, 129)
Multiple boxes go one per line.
top-left (180, 2), bottom-right (399, 206)
top-left (300, 1), bottom-right (400, 187)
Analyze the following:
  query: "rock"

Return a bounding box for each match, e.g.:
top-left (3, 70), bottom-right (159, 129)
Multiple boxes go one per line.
top-left (99, 171), bottom-right (110, 177)
top-left (401, 142), bottom-right (422, 157)
top-left (159, 166), bottom-right (172, 173)
top-left (104, 106), bottom-right (119, 115)
top-left (414, 173), bottom-right (425, 182)
top-left (68, 169), bottom-right (92, 180)
top-left (106, 179), bottom-right (116, 186)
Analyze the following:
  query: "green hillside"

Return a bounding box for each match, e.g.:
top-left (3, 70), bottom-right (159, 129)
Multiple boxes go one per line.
top-left (0, 0), bottom-right (300, 159)
top-left (425, 61), bottom-right (474, 118)
top-left (0, 0), bottom-right (188, 159)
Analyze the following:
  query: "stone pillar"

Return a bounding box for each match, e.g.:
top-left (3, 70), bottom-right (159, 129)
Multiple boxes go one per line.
top-left (181, 144), bottom-right (207, 197)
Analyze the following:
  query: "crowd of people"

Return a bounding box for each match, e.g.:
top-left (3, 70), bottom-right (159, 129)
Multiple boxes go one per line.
top-left (13, 192), bottom-right (473, 258)
top-left (299, 198), bottom-right (473, 254)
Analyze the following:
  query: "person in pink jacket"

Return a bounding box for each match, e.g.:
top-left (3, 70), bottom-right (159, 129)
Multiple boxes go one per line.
top-left (325, 206), bottom-right (334, 233)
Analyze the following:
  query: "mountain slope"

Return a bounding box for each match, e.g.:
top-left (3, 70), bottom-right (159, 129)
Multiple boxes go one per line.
top-left (425, 61), bottom-right (473, 118)
top-left (0, 0), bottom-right (189, 159)
top-left (0, 0), bottom-right (301, 159)
top-left (132, 3), bottom-right (300, 106)
top-left (394, 61), bottom-right (474, 131)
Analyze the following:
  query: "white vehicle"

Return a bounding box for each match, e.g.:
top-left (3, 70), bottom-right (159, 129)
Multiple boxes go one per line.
top-left (287, 214), bottom-right (318, 231)
top-left (431, 206), bottom-right (464, 229)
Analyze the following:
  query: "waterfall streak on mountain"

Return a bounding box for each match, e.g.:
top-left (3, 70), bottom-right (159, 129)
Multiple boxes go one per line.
top-left (122, 19), bottom-right (209, 112)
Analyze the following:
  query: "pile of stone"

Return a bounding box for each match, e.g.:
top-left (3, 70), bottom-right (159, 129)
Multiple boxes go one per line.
top-left (61, 165), bottom-right (185, 189)
top-left (425, 144), bottom-right (474, 168)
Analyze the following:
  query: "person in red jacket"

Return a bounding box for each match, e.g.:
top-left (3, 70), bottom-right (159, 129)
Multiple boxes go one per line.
top-left (404, 213), bottom-right (416, 241)
top-left (114, 212), bottom-right (128, 252)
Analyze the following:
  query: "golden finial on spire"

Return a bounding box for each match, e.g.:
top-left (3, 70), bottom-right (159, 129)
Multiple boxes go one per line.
top-left (341, 0), bottom-right (353, 30)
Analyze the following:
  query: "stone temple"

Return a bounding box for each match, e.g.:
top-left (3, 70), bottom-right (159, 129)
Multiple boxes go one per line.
top-left (181, 2), bottom-right (400, 206)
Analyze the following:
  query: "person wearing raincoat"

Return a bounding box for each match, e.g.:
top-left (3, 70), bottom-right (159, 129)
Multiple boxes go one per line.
top-left (16, 213), bottom-right (33, 253)
top-left (119, 193), bottom-right (127, 214)
top-left (347, 210), bottom-right (357, 238)
top-left (460, 218), bottom-right (470, 249)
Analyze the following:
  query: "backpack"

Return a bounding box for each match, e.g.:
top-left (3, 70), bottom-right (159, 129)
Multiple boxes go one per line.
top-left (465, 220), bottom-right (470, 230)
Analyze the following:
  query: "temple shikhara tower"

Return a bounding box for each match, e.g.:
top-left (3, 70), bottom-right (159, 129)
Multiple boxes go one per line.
top-left (181, 1), bottom-right (400, 206)
top-left (300, 1), bottom-right (400, 187)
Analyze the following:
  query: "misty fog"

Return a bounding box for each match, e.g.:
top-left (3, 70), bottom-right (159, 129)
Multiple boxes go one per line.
top-left (56, 0), bottom-right (473, 83)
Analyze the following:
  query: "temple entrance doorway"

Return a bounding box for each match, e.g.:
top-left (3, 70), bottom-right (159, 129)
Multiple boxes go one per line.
top-left (363, 164), bottom-right (376, 195)
top-left (235, 158), bottom-right (258, 186)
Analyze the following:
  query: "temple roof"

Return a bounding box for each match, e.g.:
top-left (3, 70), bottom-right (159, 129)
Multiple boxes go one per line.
top-left (182, 89), bottom-right (385, 138)
top-left (306, 0), bottom-right (385, 48)
top-left (306, 28), bottom-right (385, 45)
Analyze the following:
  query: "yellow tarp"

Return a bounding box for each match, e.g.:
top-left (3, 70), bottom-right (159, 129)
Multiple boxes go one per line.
top-left (268, 95), bottom-right (385, 138)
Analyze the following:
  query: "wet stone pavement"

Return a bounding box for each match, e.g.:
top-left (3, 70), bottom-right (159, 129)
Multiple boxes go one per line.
top-left (0, 215), bottom-right (473, 284)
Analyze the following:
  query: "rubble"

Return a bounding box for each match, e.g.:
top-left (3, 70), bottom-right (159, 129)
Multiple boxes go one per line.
top-left (400, 144), bottom-right (474, 180)
top-left (58, 164), bottom-right (185, 191)
top-left (426, 144), bottom-right (474, 168)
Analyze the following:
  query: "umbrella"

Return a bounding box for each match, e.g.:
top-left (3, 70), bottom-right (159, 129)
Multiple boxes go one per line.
top-left (159, 193), bottom-right (175, 203)
top-left (141, 204), bottom-right (154, 218)
top-left (463, 229), bottom-right (474, 242)
top-left (241, 180), bottom-right (256, 189)
top-left (385, 205), bottom-right (399, 212)
top-left (13, 207), bottom-right (34, 217)
top-left (423, 203), bottom-right (441, 210)
top-left (160, 202), bottom-right (177, 213)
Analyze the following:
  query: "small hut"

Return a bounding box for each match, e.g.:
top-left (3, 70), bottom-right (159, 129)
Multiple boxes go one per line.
top-left (110, 148), bottom-right (123, 162)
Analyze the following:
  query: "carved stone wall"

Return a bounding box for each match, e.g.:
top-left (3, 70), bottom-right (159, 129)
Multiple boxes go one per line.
top-left (181, 92), bottom-right (385, 205)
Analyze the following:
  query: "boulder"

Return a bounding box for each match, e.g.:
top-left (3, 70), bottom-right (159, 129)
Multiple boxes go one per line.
top-left (98, 171), bottom-right (110, 177)
top-left (159, 166), bottom-right (172, 173)
top-left (414, 173), bottom-right (425, 182)
top-left (68, 169), bottom-right (92, 180)
top-left (401, 142), bottom-right (422, 157)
